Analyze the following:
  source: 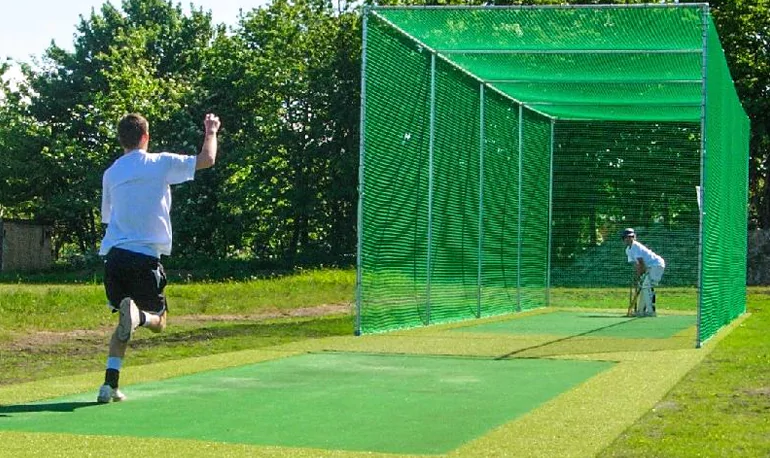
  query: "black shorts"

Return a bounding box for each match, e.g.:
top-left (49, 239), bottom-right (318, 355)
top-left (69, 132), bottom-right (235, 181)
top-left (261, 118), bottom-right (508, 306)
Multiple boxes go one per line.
top-left (104, 247), bottom-right (168, 314)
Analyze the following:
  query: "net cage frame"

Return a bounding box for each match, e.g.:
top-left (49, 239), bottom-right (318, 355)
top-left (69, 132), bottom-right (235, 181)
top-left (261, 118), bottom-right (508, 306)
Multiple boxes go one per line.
top-left (356, 3), bottom-right (750, 347)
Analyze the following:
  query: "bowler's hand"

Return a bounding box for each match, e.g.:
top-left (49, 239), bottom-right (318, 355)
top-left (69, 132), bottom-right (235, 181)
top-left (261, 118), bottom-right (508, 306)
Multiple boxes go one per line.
top-left (196, 114), bottom-right (220, 170)
top-left (204, 113), bottom-right (220, 135)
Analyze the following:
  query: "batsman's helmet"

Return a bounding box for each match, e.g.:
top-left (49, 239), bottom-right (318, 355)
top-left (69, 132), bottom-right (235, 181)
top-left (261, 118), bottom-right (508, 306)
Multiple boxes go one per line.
top-left (621, 228), bottom-right (636, 239)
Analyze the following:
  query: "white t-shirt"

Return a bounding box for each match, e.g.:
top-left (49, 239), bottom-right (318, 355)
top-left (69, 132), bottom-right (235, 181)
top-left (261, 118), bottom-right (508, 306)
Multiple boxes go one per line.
top-left (99, 150), bottom-right (197, 258)
top-left (626, 240), bottom-right (665, 268)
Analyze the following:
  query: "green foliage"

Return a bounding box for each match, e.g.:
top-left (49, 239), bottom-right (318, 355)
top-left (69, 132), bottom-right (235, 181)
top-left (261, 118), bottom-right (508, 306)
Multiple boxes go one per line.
top-left (705, 0), bottom-right (770, 229)
top-left (188, 0), bottom-right (361, 262)
top-left (0, 0), bottom-right (218, 255)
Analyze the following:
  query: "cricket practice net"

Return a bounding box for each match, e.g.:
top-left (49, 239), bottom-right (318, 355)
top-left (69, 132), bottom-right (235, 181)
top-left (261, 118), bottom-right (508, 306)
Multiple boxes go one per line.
top-left (357, 5), bottom-right (749, 347)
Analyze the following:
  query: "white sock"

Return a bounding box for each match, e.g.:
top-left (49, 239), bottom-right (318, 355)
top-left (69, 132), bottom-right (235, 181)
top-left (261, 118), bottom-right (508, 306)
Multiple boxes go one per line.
top-left (141, 311), bottom-right (159, 327)
top-left (107, 357), bottom-right (122, 371)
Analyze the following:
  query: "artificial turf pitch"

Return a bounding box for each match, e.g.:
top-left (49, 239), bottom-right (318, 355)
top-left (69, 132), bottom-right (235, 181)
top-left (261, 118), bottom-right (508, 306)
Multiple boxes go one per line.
top-left (0, 309), bottom-right (705, 456)
top-left (454, 312), bottom-right (696, 339)
top-left (0, 352), bottom-right (611, 454)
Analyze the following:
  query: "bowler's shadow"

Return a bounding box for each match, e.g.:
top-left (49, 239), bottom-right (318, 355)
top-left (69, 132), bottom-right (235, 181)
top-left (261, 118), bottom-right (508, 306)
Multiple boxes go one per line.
top-left (0, 401), bottom-right (100, 417)
top-left (580, 314), bottom-right (637, 319)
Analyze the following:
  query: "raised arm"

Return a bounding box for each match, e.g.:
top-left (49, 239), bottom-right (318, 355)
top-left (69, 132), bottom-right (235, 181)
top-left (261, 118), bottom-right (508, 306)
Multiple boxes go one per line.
top-left (196, 113), bottom-right (221, 170)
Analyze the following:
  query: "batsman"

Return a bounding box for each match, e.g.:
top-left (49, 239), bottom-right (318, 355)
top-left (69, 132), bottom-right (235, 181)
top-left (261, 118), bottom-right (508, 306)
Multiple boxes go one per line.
top-left (621, 228), bottom-right (665, 317)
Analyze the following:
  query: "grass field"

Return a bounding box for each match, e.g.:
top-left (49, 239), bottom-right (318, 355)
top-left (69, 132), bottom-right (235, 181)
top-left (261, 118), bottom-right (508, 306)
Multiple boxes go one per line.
top-left (0, 268), bottom-right (768, 456)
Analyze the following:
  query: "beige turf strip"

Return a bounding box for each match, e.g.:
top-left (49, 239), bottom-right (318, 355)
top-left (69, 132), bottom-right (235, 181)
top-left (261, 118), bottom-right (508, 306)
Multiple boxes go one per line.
top-left (0, 311), bottom-right (746, 458)
top-left (0, 432), bottom-right (422, 458)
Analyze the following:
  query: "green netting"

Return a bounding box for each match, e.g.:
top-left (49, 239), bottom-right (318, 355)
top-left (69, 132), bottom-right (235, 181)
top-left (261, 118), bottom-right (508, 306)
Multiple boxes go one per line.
top-left (359, 19), bottom-right (431, 333)
top-left (427, 57), bottom-right (482, 324)
top-left (450, 52), bottom-right (704, 83)
top-left (496, 81), bottom-right (703, 106)
top-left (358, 5), bottom-right (749, 346)
top-left (550, 120), bottom-right (702, 288)
top-left (519, 110), bottom-right (550, 310)
top-left (375, 6), bottom-right (705, 121)
top-left (377, 7), bottom-right (704, 51)
top-left (532, 104), bottom-right (702, 122)
top-left (700, 19), bottom-right (750, 344)
top-left (479, 90), bottom-right (520, 317)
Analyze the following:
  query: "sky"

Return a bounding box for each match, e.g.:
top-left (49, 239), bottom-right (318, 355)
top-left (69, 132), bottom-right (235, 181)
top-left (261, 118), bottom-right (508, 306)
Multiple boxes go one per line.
top-left (1, 0), bottom-right (268, 65)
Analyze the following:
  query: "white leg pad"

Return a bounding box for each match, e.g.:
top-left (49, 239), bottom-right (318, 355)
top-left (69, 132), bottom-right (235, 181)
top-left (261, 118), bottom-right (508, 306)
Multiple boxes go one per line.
top-left (639, 287), bottom-right (654, 315)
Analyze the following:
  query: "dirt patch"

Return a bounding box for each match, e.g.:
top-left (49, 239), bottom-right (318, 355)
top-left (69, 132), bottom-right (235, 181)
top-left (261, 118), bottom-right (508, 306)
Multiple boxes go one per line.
top-left (172, 303), bottom-right (352, 324)
top-left (3, 303), bottom-right (352, 352)
top-left (6, 329), bottom-right (110, 352)
top-left (652, 400), bottom-right (680, 413)
top-left (743, 387), bottom-right (770, 397)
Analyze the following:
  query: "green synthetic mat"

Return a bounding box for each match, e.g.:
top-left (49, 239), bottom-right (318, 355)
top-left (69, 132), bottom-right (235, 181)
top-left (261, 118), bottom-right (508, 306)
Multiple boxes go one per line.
top-left (453, 312), bottom-right (696, 339)
top-left (0, 352), bottom-right (612, 454)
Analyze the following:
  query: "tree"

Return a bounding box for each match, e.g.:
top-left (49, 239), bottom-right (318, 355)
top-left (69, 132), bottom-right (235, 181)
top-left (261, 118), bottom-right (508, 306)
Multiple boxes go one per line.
top-left (0, 63), bottom-right (50, 220)
top-left (705, 0), bottom-right (770, 228)
top-left (203, 0), bottom-right (360, 264)
top-left (1, 0), bottom-right (217, 255)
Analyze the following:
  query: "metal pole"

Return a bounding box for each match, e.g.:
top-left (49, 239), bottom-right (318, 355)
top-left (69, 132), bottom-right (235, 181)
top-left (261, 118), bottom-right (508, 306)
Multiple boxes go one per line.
top-left (478, 84), bottom-right (485, 318)
top-left (427, 53), bottom-right (437, 326)
top-left (437, 49), bottom-right (702, 55)
top-left (485, 79), bottom-right (701, 84)
top-left (517, 104), bottom-right (523, 313)
top-left (547, 119), bottom-right (555, 307)
top-left (696, 4), bottom-right (709, 348)
top-left (355, 8), bottom-right (369, 337)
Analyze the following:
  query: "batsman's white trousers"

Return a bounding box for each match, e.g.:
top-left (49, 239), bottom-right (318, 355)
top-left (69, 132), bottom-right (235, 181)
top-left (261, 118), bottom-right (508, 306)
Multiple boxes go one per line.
top-left (639, 265), bottom-right (665, 315)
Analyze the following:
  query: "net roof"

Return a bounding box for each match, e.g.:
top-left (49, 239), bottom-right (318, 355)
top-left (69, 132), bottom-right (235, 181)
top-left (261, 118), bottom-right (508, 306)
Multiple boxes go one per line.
top-left (371, 5), bottom-right (723, 121)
